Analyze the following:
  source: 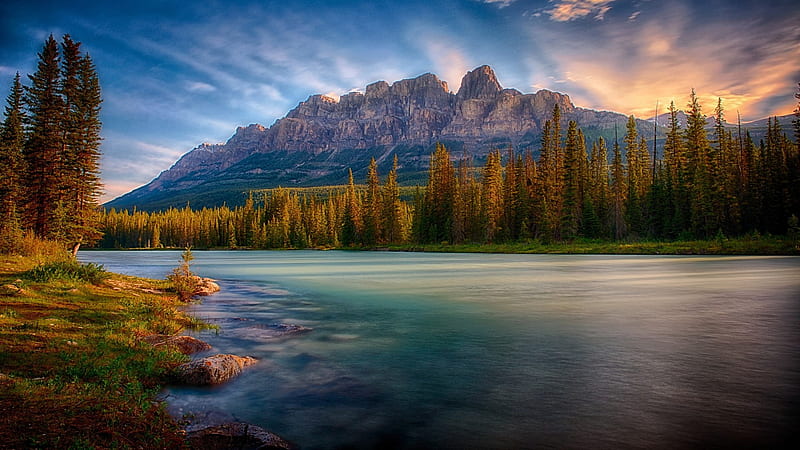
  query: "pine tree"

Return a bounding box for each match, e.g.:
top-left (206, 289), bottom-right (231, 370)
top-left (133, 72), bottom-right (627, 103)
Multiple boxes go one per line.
top-left (587, 137), bottom-right (609, 238)
top-left (24, 35), bottom-right (64, 238)
top-left (793, 82), bottom-right (800, 145)
top-left (382, 155), bottom-right (405, 243)
top-left (610, 133), bottom-right (627, 239)
top-left (64, 50), bottom-right (103, 254)
top-left (0, 73), bottom-right (27, 249)
top-left (341, 169), bottom-right (362, 245)
top-left (420, 143), bottom-right (455, 243)
top-left (561, 120), bottom-right (583, 238)
top-left (362, 157), bottom-right (380, 245)
top-left (482, 149), bottom-right (504, 242)
top-left (685, 89), bottom-right (714, 237)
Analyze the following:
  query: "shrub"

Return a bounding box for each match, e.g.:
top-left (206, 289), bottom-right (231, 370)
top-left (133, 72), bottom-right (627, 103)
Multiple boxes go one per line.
top-left (23, 260), bottom-right (109, 284)
top-left (167, 247), bottom-right (199, 301)
top-left (1, 231), bottom-right (68, 261)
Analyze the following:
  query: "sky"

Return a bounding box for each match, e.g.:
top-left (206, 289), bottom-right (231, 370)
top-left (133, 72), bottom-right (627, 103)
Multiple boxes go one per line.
top-left (1, 0), bottom-right (798, 202)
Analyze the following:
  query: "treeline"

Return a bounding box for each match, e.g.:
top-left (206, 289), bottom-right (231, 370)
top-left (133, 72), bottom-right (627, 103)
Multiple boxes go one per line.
top-left (0, 34), bottom-right (103, 255)
top-left (101, 157), bottom-right (413, 248)
top-left (100, 90), bottom-right (800, 249)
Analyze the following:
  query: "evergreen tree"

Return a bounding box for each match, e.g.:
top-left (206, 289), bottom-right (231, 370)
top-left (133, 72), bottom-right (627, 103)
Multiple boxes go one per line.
top-left (420, 143), bottom-right (455, 243)
top-left (382, 155), bottom-right (405, 244)
top-left (24, 35), bottom-right (64, 238)
top-left (64, 50), bottom-right (103, 254)
top-left (610, 134), bottom-right (627, 239)
top-left (362, 157), bottom-right (380, 245)
top-left (561, 120), bottom-right (583, 238)
top-left (482, 149), bottom-right (504, 242)
top-left (0, 73), bottom-right (26, 248)
top-left (341, 169), bottom-right (362, 245)
top-left (793, 82), bottom-right (800, 145)
top-left (685, 89), bottom-right (714, 237)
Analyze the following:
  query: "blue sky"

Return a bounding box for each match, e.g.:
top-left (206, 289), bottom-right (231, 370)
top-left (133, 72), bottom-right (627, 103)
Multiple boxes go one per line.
top-left (1, 0), bottom-right (798, 201)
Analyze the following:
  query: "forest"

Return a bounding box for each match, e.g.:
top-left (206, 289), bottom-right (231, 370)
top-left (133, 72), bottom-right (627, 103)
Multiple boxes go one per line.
top-left (0, 34), bottom-right (103, 255)
top-left (100, 91), bottom-right (800, 250)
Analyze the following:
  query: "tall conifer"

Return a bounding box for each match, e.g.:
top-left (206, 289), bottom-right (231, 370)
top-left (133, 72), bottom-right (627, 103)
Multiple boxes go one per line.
top-left (24, 35), bottom-right (64, 237)
top-left (0, 73), bottom-right (27, 248)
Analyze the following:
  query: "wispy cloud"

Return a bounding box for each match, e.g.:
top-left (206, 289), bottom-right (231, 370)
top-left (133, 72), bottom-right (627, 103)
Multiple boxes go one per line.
top-left (480, 0), bottom-right (516, 8)
top-left (185, 81), bottom-right (216, 92)
top-left (416, 38), bottom-right (470, 93)
top-left (546, 0), bottom-right (616, 22)
top-left (539, 2), bottom-right (800, 120)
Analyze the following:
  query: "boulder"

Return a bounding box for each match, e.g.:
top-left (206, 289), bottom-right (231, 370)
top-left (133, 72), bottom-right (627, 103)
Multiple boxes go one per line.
top-left (176, 354), bottom-right (257, 385)
top-left (186, 422), bottom-right (296, 449)
top-left (143, 334), bottom-right (212, 354)
top-left (193, 277), bottom-right (221, 296)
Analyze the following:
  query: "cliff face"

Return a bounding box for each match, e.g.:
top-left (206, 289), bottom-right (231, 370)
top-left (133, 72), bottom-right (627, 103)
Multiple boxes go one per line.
top-left (107, 65), bottom-right (628, 210)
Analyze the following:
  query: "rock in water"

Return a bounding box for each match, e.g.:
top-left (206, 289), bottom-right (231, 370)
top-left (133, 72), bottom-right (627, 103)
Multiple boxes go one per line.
top-left (193, 277), bottom-right (221, 296)
top-left (187, 422), bottom-right (296, 449)
top-left (176, 354), bottom-right (257, 385)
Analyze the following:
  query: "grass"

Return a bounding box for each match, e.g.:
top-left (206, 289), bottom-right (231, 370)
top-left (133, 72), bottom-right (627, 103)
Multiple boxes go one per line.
top-left (379, 235), bottom-right (800, 255)
top-left (0, 254), bottom-right (210, 448)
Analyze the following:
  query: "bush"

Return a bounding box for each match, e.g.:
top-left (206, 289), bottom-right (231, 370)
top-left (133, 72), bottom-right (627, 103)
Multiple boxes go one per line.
top-left (1, 230), bottom-right (69, 262)
top-left (167, 247), bottom-right (199, 301)
top-left (23, 260), bottom-right (109, 284)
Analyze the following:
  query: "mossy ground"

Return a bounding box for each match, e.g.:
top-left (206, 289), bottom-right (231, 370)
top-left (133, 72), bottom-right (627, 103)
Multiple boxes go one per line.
top-left (0, 255), bottom-right (206, 449)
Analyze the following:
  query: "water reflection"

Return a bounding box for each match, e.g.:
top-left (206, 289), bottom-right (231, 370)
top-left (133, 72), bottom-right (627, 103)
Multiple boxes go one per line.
top-left (81, 251), bottom-right (800, 449)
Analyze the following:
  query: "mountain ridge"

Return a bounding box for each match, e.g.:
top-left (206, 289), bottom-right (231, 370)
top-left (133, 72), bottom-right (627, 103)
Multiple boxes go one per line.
top-left (106, 65), bottom-right (785, 211)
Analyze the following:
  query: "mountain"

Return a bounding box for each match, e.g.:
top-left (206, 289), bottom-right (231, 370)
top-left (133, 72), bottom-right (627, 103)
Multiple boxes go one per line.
top-left (105, 66), bottom-right (657, 211)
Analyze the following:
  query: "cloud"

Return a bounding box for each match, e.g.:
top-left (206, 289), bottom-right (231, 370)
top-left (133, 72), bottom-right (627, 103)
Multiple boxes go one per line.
top-left (0, 65), bottom-right (18, 76)
top-left (546, 0), bottom-right (616, 22)
top-left (185, 81), bottom-right (216, 92)
top-left (418, 40), bottom-right (470, 93)
top-left (481, 0), bottom-right (516, 8)
top-left (539, 3), bottom-right (800, 121)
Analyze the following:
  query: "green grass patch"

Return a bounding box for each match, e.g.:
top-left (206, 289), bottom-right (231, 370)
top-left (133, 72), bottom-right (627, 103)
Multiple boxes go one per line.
top-left (380, 236), bottom-right (800, 255)
top-left (0, 254), bottom-right (206, 448)
top-left (22, 260), bottom-right (109, 284)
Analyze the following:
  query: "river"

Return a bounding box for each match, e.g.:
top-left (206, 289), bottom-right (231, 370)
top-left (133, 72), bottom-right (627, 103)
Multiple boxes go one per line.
top-left (80, 250), bottom-right (800, 449)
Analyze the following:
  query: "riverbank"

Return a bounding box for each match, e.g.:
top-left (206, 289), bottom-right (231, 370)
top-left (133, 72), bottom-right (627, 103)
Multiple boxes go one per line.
top-left (91, 236), bottom-right (800, 255)
top-left (0, 255), bottom-right (207, 448)
top-left (380, 236), bottom-right (800, 255)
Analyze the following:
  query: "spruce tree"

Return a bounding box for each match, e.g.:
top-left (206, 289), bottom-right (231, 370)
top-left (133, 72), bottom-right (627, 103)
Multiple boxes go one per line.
top-left (0, 73), bottom-right (27, 250)
top-left (363, 158), bottom-right (380, 245)
top-left (482, 149), bottom-right (504, 242)
top-left (685, 89), bottom-right (714, 237)
top-left (382, 155), bottom-right (404, 244)
top-left (63, 51), bottom-right (103, 254)
top-left (610, 134), bottom-right (627, 239)
top-left (561, 120), bottom-right (583, 238)
top-left (24, 35), bottom-right (64, 237)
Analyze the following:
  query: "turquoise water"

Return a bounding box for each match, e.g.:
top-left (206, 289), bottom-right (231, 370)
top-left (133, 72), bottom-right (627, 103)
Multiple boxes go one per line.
top-left (81, 251), bottom-right (800, 449)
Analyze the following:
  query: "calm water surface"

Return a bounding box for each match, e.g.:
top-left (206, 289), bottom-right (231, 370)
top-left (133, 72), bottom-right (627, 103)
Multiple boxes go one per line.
top-left (81, 251), bottom-right (800, 449)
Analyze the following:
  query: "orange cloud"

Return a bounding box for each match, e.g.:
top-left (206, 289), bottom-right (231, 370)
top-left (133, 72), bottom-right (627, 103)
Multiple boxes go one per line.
top-left (541, 11), bottom-right (800, 121)
top-left (547, 0), bottom-right (616, 22)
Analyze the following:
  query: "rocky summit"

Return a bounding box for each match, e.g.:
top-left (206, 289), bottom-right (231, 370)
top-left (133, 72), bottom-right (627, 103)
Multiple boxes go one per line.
top-left (107, 65), bottom-right (630, 211)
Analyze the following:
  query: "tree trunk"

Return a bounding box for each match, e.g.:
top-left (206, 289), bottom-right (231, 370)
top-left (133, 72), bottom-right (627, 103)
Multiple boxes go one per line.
top-left (70, 242), bottom-right (81, 257)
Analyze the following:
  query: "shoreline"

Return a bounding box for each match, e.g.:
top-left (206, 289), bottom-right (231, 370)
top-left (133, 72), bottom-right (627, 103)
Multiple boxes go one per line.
top-left (0, 256), bottom-right (216, 447)
top-left (84, 235), bottom-right (800, 256)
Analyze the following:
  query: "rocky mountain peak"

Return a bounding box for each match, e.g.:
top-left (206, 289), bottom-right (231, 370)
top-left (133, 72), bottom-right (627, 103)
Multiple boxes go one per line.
top-left (457, 65), bottom-right (502, 100)
top-left (107, 65), bottom-right (629, 211)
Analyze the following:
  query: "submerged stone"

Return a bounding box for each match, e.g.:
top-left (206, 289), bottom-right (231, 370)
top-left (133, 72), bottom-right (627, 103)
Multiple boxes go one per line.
top-left (176, 354), bottom-right (257, 385)
top-left (186, 422), bottom-right (296, 449)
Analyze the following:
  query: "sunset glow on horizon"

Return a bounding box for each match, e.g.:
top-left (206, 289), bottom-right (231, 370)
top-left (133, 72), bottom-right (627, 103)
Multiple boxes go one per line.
top-left (1, 0), bottom-right (798, 202)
